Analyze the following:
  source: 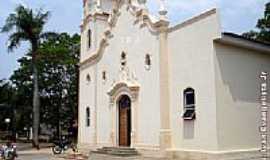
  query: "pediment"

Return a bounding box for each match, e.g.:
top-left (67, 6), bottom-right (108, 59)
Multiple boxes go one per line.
top-left (80, 0), bottom-right (170, 70)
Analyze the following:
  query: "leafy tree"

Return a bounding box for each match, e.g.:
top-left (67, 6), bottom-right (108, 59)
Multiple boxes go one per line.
top-left (37, 33), bottom-right (80, 138)
top-left (1, 5), bottom-right (56, 148)
top-left (10, 56), bottom-right (33, 138)
top-left (0, 80), bottom-right (12, 131)
top-left (0, 80), bottom-right (17, 140)
top-left (243, 2), bottom-right (270, 43)
top-left (9, 33), bottom-right (80, 140)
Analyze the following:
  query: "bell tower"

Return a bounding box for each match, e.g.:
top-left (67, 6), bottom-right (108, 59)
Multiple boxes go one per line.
top-left (81, 0), bottom-right (113, 61)
top-left (83, 0), bottom-right (114, 18)
top-left (80, 0), bottom-right (114, 146)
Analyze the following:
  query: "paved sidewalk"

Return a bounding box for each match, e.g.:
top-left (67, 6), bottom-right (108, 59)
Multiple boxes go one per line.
top-left (15, 143), bottom-right (53, 151)
top-left (54, 153), bottom-right (89, 160)
top-left (0, 142), bottom-right (89, 160)
top-left (17, 148), bottom-right (54, 160)
top-left (18, 148), bottom-right (88, 160)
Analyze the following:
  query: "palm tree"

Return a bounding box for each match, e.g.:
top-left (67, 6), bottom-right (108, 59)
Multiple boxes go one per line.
top-left (1, 5), bottom-right (55, 149)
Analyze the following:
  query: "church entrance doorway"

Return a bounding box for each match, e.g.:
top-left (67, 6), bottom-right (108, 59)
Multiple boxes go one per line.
top-left (118, 95), bottom-right (131, 147)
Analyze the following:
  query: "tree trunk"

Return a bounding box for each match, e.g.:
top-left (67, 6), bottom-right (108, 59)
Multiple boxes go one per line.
top-left (56, 97), bottom-right (60, 140)
top-left (31, 44), bottom-right (40, 150)
top-left (32, 63), bottom-right (40, 149)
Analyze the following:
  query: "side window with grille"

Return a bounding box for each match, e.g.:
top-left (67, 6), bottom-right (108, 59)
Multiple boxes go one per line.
top-left (183, 88), bottom-right (196, 120)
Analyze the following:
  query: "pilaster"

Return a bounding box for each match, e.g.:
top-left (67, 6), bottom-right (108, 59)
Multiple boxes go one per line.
top-left (158, 15), bottom-right (172, 150)
top-left (110, 101), bottom-right (116, 146)
top-left (93, 63), bottom-right (98, 145)
top-left (130, 97), bottom-right (139, 148)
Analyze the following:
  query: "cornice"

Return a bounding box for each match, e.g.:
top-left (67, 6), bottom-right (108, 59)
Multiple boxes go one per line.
top-left (79, 0), bottom-right (170, 70)
top-left (168, 8), bottom-right (217, 33)
top-left (214, 33), bottom-right (270, 54)
top-left (80, 12), bottom-right (110, 32)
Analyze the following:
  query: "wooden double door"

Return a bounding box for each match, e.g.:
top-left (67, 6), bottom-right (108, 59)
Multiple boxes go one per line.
top-left (118, 95), bottom-right (131, 147)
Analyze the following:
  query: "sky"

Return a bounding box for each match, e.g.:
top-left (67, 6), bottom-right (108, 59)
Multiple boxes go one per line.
top-left (0, 0), bottom-right (269, 79)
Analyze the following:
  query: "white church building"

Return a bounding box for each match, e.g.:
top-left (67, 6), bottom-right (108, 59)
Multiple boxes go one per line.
top-left (78, 0), bottom-right (270, 159)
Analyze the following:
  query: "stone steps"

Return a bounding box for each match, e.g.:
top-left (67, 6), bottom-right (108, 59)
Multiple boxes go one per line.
top-left (91, 147), bottom-right (139, 157)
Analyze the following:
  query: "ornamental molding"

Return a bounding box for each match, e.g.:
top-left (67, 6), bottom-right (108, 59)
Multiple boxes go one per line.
top-left (107, 67), bottom-right (140, 103)
top-left (80, 12), bottom-right (110, 32)
top-left (79, 0), bottom-right (170, 70)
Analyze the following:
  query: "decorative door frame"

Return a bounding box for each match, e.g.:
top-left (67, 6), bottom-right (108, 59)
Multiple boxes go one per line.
top-left (108, 82), bottom-right (139, 147)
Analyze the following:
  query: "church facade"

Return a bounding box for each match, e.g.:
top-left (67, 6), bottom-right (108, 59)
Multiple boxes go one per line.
top-left (78, 0), bottom-right (270, 159)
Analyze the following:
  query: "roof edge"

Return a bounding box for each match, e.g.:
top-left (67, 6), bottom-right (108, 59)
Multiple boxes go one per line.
top-left (168, 8), bottom-right (217, 33)
top-left (214, 32), bottom-right (270, 53)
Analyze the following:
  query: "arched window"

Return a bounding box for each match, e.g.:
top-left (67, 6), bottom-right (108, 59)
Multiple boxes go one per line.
top-left (88, 29), bottom-right (92, 48)
top-left (102, 71), bottom-right (107, 81)
top-left (86, 107), bottom-right (90, 127)
top-left (145, 54), bottom-right (151, 70)
top-left (86, 74), bottom-right (91, 83)
top-left (183, 88), bottom-right (196, 120)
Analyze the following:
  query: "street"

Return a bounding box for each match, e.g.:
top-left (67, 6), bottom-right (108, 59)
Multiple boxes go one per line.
top-left (0, 142), bottom-right (88, 160)
top-left (13, 145), bottom-right (88, 160)
top-left (17, 153), bottom-right (54, 160)
top-left (16, 148), bottom-right (55, 160)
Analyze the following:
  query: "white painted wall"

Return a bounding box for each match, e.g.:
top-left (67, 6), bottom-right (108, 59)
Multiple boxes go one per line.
top-left (95, 5), bottom-right (161, 147)
top-left (80, 4), bottom-right (161, 148)
top-left (79, 3), bottom-right (113, 146)
top-left (168, 10), bottom-right (222, 151)
top-left (214, 42), bottom-right (270, 151)
top-left (80, 22), bottom-right (93, 62)
top-left (101, 0), bottom-right (113, 13)
top-left (80, 17), bottom-right (107, 63)
top-left (78, 66), bottom-right (97, 145)
top-left (79, 2), bottom-right (270, 152)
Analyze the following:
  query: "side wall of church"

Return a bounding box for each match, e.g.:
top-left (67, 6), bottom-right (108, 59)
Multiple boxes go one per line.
top-left (168, 9), bottom-right (222, 151)
top-left (214, 42), bottom-right (270, 151)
